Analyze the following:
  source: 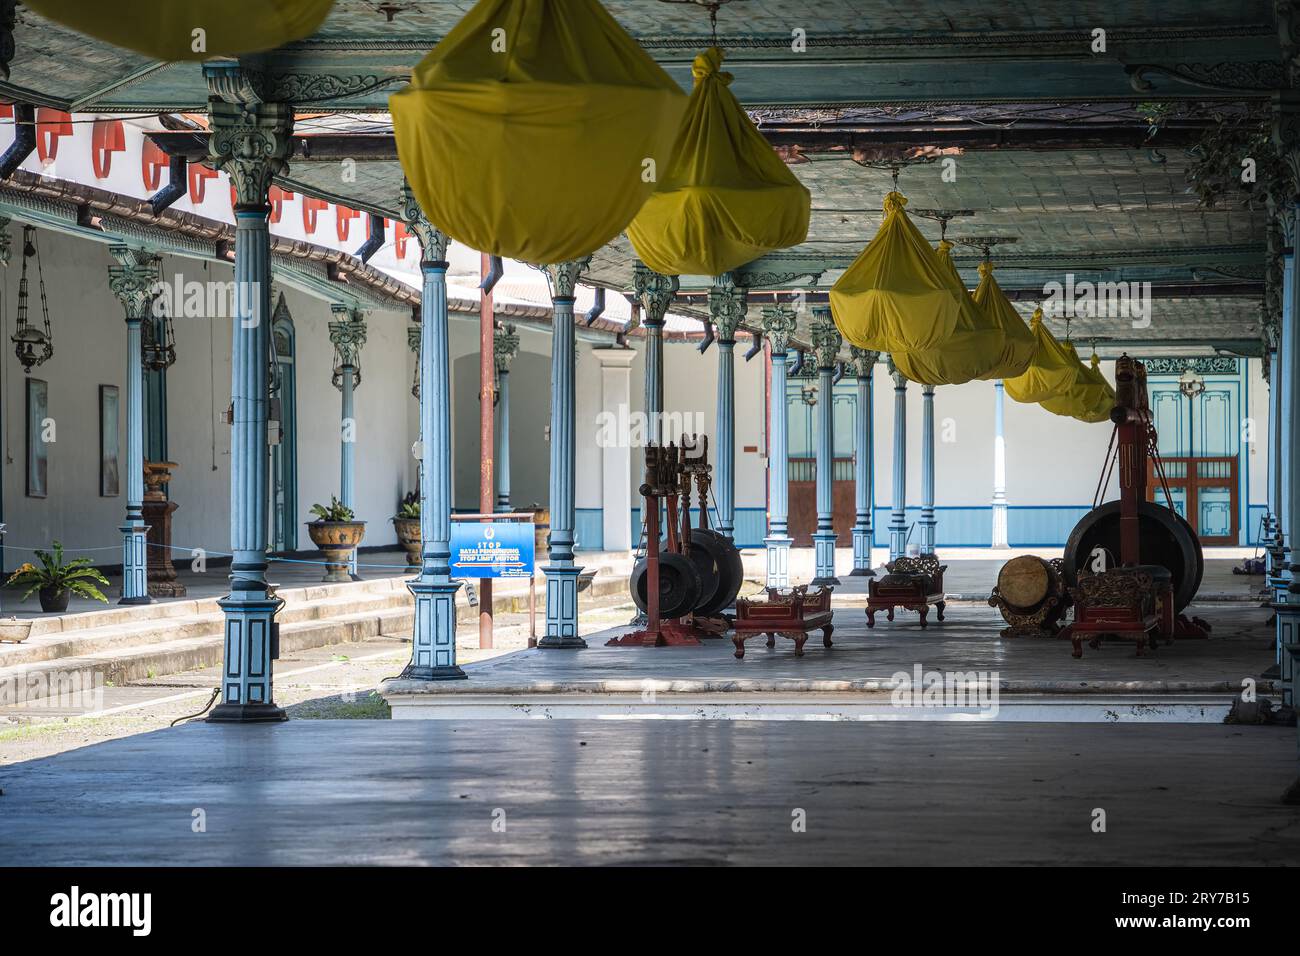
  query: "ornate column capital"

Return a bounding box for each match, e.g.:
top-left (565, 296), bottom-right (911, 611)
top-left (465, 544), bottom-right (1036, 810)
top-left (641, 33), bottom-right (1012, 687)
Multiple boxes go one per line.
top-left (329, 305), bottom-right (367, 379)
top-left (206, 67), bottom-right (293, 209)
top-left (760, 303), bottom-right (798, 355)
top-left (887, 354), bottom-right (908, 386)
top-left (494, 322), bottom-right (520, 373)
top-left (809, 305), bottom-right (842, 370)
top-left (0, 215), bottom-right (14, 267)
top-left (1272, 89), bottom-right (1300, 201)
top-left (849, 345), bottom-right (880, 378)
top-left (400, 179), bottom-right (449, 263)
top-left (108, 246), bottom-right (161, 320)
top-left (539, 258), bottom-right (592, 301)
top-left (632, 261), bottom-right (679, 329)
top-left (708, 272), bottom-right (749, 344)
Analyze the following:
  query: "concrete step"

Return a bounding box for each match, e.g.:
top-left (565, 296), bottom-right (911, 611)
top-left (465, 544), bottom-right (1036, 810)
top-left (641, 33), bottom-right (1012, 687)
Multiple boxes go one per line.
top-left (0, 570), bottom-right (635, 703)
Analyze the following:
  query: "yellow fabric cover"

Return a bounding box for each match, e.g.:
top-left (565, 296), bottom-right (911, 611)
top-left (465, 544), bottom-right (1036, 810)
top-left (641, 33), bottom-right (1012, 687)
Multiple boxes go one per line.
top-left (830, 192), bottom-right (962, 353)
top-left (888, 244), bottom-right (1021, 386)
top-left (970, 262), bottom-right (1035, 380)
top-left (625, 47), bottom-right (810, 276)
top-left (25, 0), bottom-right (334, 60)
top-left (1003, 308), bottom-right (1080, 403)
top-left (391, 0), bottom-right (686, 265)
top-left (1039, 349), bottom-right (1115, 423)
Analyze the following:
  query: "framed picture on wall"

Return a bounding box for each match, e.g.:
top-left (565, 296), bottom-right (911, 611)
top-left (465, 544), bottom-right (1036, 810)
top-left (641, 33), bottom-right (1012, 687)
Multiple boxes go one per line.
top-left (26, 378), bottom-right (48, 498)
top-left (99, 384), bottom-right (120, 498)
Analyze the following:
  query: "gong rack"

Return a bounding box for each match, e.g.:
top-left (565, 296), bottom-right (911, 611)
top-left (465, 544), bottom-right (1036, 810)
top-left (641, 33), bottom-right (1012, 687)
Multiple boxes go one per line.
top-left (608, 436), bottom-right (740, 647)
top-left (1060, 355), bottom-right (1210, 654)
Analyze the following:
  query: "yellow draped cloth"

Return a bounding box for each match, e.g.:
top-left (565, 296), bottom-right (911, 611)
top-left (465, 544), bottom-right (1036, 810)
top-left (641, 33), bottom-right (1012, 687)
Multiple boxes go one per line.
top-left (970, 262), bottom-right (1035, 380)
top-left (830, 192), bottom-right (962, 353)
top-left (391, 0), bottom-right (686, 265)
top-left (1039, 348), bottom-right (1115, 423)
top-left (1003, 308), bottom-right (1080, 403)
top-left (884, 243), bottom-right (1029, 387)
top-left (626, 47), bottom-right (810, 276)
top-left (25, 0), bottom-right (334, 60)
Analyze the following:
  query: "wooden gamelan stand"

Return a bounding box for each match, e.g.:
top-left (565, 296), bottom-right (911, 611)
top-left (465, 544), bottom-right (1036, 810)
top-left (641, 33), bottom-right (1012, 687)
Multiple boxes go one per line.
top-left (1059, 356), bottom-right (1211, 658)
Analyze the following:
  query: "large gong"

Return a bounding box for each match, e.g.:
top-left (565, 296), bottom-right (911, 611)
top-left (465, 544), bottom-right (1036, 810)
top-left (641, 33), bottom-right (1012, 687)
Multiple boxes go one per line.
top-left (1063, 500), bottom-right (1204, 611)
top-left (693, 527), bottom-right (744, 616)
top-left (629, 552), bottom-right (703, 620)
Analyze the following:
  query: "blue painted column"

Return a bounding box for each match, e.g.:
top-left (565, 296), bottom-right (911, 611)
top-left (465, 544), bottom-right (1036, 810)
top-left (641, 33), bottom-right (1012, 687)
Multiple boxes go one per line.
top-left (205, 77), bottom-right (292, 722)
top-left (849, 346), bottom-right (878, 575)
top-left (762, 306), bottom-right (798, 587)
top-left (810, 306), bottom-right (842, 586)
top-left (919, 385), bottom-right (936, 555)
top-left (494, 323), bottom-right (520, 512)
top-left (633, 263), bottom-right (678, 446)
top-left (1274, 240), bottom-right (1294, 612)
top-left (107, 247), bottom-right (159, 606)
top-left (992, 380), bottom-right (1009, 548)
top-left (888, 359), bottom-right (909, 562)
top-left (328, 306), bottom-right (365, 578)
top-left (1278, 203), bottom-right (1300, 709)
top-left (539, 258), bottom-right (592, 648)
top-left (395, 181), bottom-right (465, 681)
top-left (709, 275), bottom-right (747, 540)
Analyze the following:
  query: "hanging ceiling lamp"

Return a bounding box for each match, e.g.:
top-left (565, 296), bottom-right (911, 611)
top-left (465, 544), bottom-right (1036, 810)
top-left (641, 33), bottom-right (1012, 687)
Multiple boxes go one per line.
top-left (1003, 307), bottom-right (1079, 404)
top-left (830, 189), bottom-right (963, 354)
top-left (391, 0), bottom-right (686, 265)
top-left (625, 17), bottom-right (810, 276)
top-left (24, 0), bottom-right (335, 61)
top-left (12, 226), bottom-right (53, 374)
top-left (141, 300), bottom-right (178, 372)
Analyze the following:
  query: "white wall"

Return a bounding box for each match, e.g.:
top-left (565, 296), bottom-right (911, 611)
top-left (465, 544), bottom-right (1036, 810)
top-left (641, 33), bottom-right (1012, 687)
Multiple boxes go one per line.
top-left (0, 224), bottom-right (413, 569)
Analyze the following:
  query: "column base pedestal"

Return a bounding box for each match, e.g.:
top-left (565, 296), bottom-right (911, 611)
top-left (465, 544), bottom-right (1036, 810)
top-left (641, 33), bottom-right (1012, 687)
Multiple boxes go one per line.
top-left (541, 564), bottom-right (586, 649)
top-left (397, 664), bottom-right (467, 681)
top-left (407, 576), bottom-right (462, 675)
top-left (207, 702), bottom-right (287, 723)
top-left (764, 535), bottom-right (792, 589)
top-left (118, 595), bottom-right (154, 606)
top-left (812, 531), bottom-right (839, 587)
top-left (851, 526), bottom-right (875, 576)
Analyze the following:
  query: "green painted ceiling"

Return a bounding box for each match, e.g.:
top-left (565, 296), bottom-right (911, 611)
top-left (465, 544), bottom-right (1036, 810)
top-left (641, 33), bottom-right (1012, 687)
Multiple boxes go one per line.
top-left (0, 0), bottom-right (1277, 354)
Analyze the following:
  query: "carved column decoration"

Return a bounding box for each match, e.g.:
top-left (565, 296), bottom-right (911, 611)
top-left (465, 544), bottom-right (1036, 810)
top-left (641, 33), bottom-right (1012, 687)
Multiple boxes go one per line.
top-left (537, 257), bottom-right (592, 648)
top-left (709, 272), bottom-right (748, 541)
top-left (494, 322), bottom-right (520, 512)
top-left (849, 345), bottom-right (879, 575)
top-left (204, 66), bottom-right (294, 721)
top-left (393, 179), bottom-right (464, 681)
top-left (107, 246), bottom-right (160, 607)
top-left (762, 304), bottom-right (798, 588)
top-left (632, 262), bottom-right (678, 446)
top-left (810, 305), bottom-right (842, 586)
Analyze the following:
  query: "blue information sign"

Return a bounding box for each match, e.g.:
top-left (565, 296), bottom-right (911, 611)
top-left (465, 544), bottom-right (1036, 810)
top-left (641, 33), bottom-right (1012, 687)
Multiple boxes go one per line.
top-left (449, 520), bottom-right (535, 578)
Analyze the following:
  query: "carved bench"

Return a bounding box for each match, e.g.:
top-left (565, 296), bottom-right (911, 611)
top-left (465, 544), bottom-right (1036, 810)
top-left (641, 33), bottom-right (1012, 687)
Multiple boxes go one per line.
top-left (732, 585), bottom-right (834, 659)
top-left (1060, 567), bottom-right (1160, 659)
top-left (866, 555), bottom-right (947, 629)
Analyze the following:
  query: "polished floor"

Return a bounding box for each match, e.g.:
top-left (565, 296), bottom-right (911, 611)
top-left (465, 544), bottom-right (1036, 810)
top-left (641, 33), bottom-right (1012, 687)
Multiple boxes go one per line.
top-left (0, 719), bottom-right (1294, 865)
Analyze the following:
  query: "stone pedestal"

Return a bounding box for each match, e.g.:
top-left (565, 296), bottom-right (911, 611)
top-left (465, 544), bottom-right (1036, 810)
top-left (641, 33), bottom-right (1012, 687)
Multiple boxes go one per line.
top-left (143, 461), bottom-right (186, 598)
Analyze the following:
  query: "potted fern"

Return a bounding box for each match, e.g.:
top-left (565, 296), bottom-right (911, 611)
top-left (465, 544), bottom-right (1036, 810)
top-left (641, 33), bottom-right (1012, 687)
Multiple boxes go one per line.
top-left (306, 496), bottom-right (366, 583)
top-left (392, 491), bottom-right (421, 568)
top-left (5, 541), bottom-right (111, 613)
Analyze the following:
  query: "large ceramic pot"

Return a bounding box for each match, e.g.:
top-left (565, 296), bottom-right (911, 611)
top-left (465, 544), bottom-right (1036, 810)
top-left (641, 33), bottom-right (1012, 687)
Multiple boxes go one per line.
top-left (39, 585), bottom-right (70, 613)
top-left (306, 520), bottom-right (367, 583)
top-left (392, 516), bottom-right (421, 568)
top-left (0, 618), bottom-right (33, 643)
